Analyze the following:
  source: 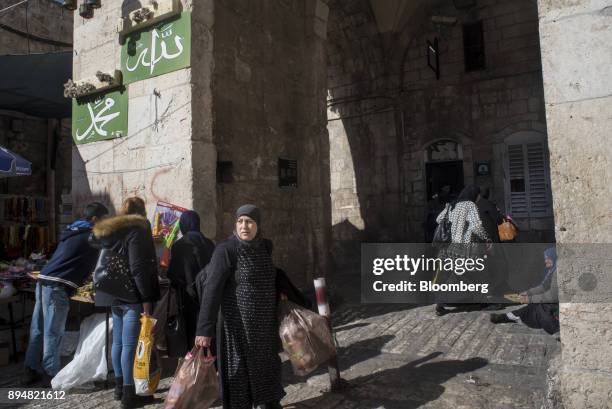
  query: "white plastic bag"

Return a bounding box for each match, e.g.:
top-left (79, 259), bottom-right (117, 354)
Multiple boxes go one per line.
top-left (60, 331), bottom-right (80, 356)
top-left (52, 313), bottom-right (112, 391)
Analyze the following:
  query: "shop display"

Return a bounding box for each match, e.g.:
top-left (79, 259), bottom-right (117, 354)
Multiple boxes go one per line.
top-left (151, 201), bottom-right (187, 267)
top-left (0, 255), bottom-right (48, 293)
top-left (2, 196), bottom-right (47, 223)
top-left (152, 201), bottom-right (186, 239)
top-left (73, 281), bottom-right (94, 303)
top-left (1, 196), bottom-right (50, 258)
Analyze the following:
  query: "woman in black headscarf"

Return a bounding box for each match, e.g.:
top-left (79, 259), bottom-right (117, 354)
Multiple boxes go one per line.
top-left (195, 204), bottom-right (285, 409)
top-left (167, 210), bottom-right (215, 348)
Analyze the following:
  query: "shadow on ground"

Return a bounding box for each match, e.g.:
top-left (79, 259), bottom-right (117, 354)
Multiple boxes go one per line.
top-left (286, 353), bottom-right (489, 409)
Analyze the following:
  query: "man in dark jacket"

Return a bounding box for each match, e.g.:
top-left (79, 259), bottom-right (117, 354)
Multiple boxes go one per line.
top-left (476, 188), bottom-right (508, 305)
top-left (22, 202), bottom-right (108, 385)
top-left (476, 187), bottom-right (504, 243)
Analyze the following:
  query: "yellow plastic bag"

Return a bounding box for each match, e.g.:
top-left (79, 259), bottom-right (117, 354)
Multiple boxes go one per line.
top-left (133, 315), bottom-right (161, 396)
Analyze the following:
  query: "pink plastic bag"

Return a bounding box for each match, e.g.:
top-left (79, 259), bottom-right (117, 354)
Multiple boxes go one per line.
top-left (278, 300), bottom-right (337, 376)
top-left (164, 347), bottom-right (219, 409)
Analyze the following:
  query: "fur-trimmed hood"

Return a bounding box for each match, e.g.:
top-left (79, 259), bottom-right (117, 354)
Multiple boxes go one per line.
top-left (93, 214), bottom-right (150, 239)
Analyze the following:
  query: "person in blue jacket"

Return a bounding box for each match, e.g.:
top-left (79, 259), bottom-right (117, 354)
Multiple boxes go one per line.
top-left (21, 202), bottom-right (109, 386)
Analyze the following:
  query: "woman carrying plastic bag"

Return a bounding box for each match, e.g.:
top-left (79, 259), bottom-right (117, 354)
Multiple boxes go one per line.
top-left (164, 347), bottom-right (219, 409)
top-left (278, 300), bottom-right (337, 376)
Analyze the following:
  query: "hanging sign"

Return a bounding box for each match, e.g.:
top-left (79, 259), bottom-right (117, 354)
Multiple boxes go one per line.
top-left (72, 88), bottom-right (128, 144)
top-left (121, 12), bottom-right (191, 84)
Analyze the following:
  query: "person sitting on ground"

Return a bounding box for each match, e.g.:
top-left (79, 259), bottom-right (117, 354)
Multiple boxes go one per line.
top-left (22, 202), bottom-right (109, 386)
top-left (490, 247), bottom-right (559, 335)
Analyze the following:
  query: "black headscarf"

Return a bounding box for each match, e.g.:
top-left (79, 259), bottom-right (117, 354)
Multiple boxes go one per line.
top-left (180, 210), bottom-right (201, 235)
top-left (234, 204), bottom-right (262, 245)
top-left (456, 185), bottom-right (481, 203)
top-left (235, 204), bottom-right (261, 225)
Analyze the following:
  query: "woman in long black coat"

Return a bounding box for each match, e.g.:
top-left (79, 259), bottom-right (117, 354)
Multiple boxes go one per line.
top-left (167, 210), bottom-right (215, 348)
top-left (195, 204), bottom-right (284, 409)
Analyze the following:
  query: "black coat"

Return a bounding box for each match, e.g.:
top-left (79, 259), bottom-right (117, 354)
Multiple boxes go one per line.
top-left (167, 232), bottom-right (215, 299)
top-left (90, 215), bottom-right (161, 307)
top-left (477, 198), bottom-right (504, 243)
top-left (197, 234), bottom-right (298, 408)
top-left (167, 231), bottom-right (215, 346)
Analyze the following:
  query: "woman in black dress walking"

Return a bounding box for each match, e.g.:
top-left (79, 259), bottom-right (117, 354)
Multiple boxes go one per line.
top-left (195, 204), bottom-right (284, 409)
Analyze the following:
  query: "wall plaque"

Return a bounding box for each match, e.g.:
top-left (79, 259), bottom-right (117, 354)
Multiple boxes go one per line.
top-left (72, 88), bottom-right (128, 144)
top-left (475, 160), bottom-right (491, 176)
top-left (121, 12), bottom-right (191, 84)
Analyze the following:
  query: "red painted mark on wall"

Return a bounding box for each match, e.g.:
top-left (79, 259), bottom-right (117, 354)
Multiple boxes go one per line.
top-left (150, 167), bottom-right (173, 204)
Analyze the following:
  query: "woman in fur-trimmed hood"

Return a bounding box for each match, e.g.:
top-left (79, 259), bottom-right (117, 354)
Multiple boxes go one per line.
top-left (89, 197), bottom-right (160, 409)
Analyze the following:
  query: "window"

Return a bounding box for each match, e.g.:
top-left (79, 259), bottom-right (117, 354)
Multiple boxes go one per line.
top-left (504, 133), bottom-right (552, 218)
top-left (217, 161), bottom-right (233, 183)
top-left (463, 21), bottom-right (486, 72)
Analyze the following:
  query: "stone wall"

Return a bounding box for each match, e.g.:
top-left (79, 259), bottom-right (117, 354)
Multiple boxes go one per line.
top-left (538, 0), bottom-right (612, 406)
top-left (400, 0), bottom-right (552, 241)
top-left (327, 0), bottom-right (554, 257)
top-left (327, 0), bottom-right (402, 270)
top-left (0, 0), bottom-right (72, 55)
top-left (211, 0), bottom-right (331, 287)
top-left (72, 0), bottom-right (331, 287)
top-left (0, 0), bottom-right (72, 242)
top-left (71, 1), bottom-right (208, 224)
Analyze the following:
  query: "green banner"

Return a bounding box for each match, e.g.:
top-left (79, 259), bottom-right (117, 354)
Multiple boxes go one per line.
top-left (121, 12), bottom-right (191, 84)
top-left (72, 88), bottom-right (128, 144)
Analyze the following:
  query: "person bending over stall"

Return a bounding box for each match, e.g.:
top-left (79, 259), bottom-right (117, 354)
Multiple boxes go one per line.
top-left (490, 247), bottom-right (559, 335)
top-left (22, 202), bottom-right (109, 386)
top-left (195, 204), bottom-right (285, 409)
top-left (90, 197), bottom-right (160, 408)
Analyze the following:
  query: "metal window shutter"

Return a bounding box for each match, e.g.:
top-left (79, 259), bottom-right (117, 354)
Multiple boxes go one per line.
top-left (527, 142), bottom-right (549, 216)
top-left (508, 144), bottom-right (528, 216)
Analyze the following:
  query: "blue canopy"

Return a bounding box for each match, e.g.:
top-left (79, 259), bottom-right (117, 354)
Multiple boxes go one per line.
top-left (0, 146), bottom-right (31, 178)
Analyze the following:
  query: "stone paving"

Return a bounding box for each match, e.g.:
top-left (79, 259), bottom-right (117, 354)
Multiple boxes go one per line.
top-left (0, 304), bottom-right (559, 409)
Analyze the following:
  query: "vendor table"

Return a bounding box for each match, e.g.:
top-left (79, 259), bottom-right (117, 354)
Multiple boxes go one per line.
top-left (16, 284), bottom-right (111, 385)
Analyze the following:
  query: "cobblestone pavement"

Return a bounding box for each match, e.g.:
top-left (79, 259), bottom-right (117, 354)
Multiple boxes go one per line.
top-left (1, 304), bottom-right (559, 409)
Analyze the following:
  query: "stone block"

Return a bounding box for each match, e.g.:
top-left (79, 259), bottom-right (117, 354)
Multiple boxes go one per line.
top-left (559, 365), bottom-right (612, 408)
top-left (539, 8), bottom-right (612, 104)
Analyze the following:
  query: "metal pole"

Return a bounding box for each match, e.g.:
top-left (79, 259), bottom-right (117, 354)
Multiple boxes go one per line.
top-left (313, 277), bottom-right (346, 392)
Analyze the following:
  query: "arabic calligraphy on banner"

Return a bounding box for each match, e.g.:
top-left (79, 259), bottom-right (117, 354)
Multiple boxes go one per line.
top-left (72, 88), bottom-right (128, 144)
top-left (121, 12), bottom-right (191, 84)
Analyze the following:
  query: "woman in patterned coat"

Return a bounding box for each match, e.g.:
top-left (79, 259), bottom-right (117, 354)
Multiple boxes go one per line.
top-left (195, 204), bottom-right (284, 409)
top-left (434, 185), bottom-right (490, 315)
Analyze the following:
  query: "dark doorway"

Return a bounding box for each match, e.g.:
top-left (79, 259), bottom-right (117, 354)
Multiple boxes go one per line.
top-left (426, 161), bottom-right (464, 202)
